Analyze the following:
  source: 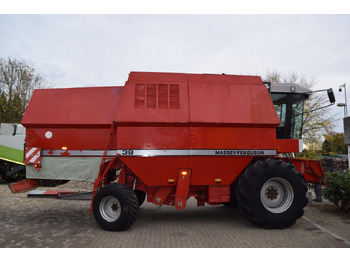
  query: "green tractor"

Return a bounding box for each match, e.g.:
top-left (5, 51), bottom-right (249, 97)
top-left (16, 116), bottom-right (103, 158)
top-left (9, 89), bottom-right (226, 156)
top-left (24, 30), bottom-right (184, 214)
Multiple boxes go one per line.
top-left (0, 123), bottom-right (26, 182)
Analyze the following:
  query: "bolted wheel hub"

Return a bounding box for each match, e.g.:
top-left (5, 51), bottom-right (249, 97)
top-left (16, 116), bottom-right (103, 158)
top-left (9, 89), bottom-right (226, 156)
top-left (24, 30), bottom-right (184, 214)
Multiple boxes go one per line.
top-left (100, 196), bottom-right (122, 222)
top-left (260, 178), bottom-right (294, 214)
top-left (266, 186), bottom-right (279, 200)
top-left (111, 202), bottom-right (119, 211)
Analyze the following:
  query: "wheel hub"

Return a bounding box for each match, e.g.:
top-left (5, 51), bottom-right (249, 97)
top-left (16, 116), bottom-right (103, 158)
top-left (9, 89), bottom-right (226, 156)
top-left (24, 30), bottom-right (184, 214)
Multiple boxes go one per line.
top-left (111, 202), bottom-right (119, 211)
top-left (260, 178), bottom-right (294, 214)
top-left (266, 187), bottom-right (278, 200)
top-left (99, 196), bottom-right (121, 222)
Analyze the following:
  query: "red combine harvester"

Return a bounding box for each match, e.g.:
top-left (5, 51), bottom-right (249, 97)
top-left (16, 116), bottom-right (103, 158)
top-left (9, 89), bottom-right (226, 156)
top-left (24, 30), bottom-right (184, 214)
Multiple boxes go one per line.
top-left (18, 72), bottom-right (334, 231)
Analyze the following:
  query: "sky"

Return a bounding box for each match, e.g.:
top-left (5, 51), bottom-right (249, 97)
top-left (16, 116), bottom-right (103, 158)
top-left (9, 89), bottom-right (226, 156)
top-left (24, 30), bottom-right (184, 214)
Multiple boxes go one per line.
top-left (1, 3), bottom-right (350, 133)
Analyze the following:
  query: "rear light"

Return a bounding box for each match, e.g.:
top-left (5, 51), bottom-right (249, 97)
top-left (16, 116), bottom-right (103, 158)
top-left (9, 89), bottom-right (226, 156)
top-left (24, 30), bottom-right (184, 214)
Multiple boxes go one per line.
top-left (34, 164), bottom-right (41, 170)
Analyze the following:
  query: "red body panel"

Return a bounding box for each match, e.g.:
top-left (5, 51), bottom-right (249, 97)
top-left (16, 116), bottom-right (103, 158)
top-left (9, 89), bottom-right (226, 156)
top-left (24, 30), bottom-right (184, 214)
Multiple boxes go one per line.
top-left (276, 139), bottom-right (300, 153)
top-left (189, 127), bottom-right (276, 149)
top-left (22, 86), bottom-right (123, 127)
top-left (285, 158), bottom-right (326, 185)
top-left (116, 126), bottom-right (188, 149)
top-left (22, 86), bottom-right (123, 151)
top-left (25, 128), bottom-right (117, 150)
top-left (120, 156), bottom-right (188, 186)
top-left (208, 185), bottom-right (230, 203)
top-left (114, 72), bottom-right (189, 124)
top-left (189, 156), bottom-right (253, 185)
top-left (188, 74), bottom-right (279, 125)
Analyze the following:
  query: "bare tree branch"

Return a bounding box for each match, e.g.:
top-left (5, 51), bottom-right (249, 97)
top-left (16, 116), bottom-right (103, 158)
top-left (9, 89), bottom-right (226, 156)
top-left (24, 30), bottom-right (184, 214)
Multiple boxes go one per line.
top-left (0, 57), bottom-right (51, 123)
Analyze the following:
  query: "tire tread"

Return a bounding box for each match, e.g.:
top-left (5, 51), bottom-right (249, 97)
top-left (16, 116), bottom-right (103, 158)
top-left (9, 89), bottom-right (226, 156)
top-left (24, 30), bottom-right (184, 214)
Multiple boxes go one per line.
top-left (236, 158), bottom-right (308, 229)
top-left (93, 183), bottom-right (139, 231)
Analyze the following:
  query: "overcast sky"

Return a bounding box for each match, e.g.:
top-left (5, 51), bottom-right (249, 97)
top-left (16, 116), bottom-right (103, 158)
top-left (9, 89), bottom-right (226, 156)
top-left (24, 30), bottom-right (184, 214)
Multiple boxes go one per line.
top-left (0, 14), bottom-right (349, 132)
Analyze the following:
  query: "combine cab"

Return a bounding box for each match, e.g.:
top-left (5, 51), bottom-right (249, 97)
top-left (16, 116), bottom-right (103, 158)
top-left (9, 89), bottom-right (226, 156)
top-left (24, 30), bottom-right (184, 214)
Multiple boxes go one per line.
top-left (19, 72), bottom-right (332, 231)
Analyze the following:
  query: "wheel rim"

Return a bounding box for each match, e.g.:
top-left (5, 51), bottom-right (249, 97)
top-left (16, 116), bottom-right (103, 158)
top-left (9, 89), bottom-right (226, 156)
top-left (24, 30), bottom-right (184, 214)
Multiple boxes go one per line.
top-left (99, 196), bottom-right (121, 222)
top-left (260, 178), bottom-right (294, 214)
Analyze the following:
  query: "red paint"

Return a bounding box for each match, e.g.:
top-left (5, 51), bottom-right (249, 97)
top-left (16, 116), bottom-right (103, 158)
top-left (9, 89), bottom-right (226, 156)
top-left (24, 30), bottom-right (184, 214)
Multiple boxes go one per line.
top-left (282, 158), bottom-right (326, 185)
top-left (8, 179), bottom-right (39, 193)
top-left (60, 151), bottom-right (70, 157)
top-left (152, 186), bottom-right (173, 205)
top-left (22, 86), bottom-right (123, 128)
top-left (277, 139), bottom-right (300, 153)
top-left (174, 169), bottom-right (191, 210)
top-left (208, 185), bottom-right (230, 203)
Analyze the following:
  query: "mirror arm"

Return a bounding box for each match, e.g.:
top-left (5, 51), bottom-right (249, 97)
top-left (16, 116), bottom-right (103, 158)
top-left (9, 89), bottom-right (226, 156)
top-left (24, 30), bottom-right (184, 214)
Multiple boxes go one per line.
top-left (294, 102), bottom-right (335, 117)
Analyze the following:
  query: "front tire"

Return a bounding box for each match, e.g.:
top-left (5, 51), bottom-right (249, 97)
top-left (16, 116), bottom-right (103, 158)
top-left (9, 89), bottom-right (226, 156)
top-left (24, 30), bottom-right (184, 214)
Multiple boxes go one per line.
top-left (93, 183), bottom-right (139, 231)
top-left (236, 158), bottom-right (308, 229)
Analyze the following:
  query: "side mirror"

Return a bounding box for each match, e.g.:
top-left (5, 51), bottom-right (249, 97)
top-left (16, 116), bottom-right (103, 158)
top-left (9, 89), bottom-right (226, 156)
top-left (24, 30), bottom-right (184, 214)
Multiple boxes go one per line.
top-left (327, 88), bottom-right (336, 104)
top-left (297, 87), bottom-right (336, 116)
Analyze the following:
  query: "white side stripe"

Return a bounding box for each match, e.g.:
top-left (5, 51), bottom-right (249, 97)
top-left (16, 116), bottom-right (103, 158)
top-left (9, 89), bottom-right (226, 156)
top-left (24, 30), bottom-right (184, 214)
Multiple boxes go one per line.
top-left (42, 149), bottom-right (277, 157)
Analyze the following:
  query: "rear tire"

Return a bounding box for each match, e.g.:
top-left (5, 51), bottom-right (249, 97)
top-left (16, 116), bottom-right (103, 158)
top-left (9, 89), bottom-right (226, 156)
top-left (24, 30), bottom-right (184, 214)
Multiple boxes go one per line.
top-left (223, 183), bottom-right (238, 208)
top-left (93, 183), bottom-right (139, 231)
top-left (236, 158), bottom-right (308, 229)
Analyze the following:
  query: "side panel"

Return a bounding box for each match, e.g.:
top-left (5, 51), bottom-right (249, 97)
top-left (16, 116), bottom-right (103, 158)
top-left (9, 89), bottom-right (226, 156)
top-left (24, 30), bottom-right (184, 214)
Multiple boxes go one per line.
top-left (120, 156), bottom-right (188, 186)
top-left (116, 126), bottom-right (188, 149)
top-left (190, 127), bottom-right (276, 149)
top-left (26, 157), bottom-right (102, 181)
top-left (189, 126), bottom-right (277, 185)
top-left (22, 86), bottom-right (123, 127)
top-left (188, 74), bottom-right (280, 126)
top-left (208, 185), bottom-right (230, 203)
top-left (285, 158), bottom-right (326, 185)
top-left (22, 89), bottom-right (70, 126)
top-left (25, 128), bottom-right (116, 150)
top-left (116, 126), bottom-right (189, 186)
top-left (114, 72), bottom-right (189, 123)
top-left (189, 156), bottom-right (252, 185)
top-left (116, 126), bottom-right (278, 186)
top-left (276, 139), bottom-right (300, 153)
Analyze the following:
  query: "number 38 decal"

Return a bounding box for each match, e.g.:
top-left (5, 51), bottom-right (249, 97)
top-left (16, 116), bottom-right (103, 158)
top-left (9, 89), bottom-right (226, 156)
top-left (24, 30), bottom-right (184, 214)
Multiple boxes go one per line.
top-left (121, 149), bottom-right (134, 156)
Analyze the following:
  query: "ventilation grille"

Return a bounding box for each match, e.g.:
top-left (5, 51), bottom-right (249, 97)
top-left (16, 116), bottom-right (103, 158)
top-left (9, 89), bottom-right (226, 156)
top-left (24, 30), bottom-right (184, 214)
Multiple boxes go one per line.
top-left (135, 83), bottom-right (180, 109)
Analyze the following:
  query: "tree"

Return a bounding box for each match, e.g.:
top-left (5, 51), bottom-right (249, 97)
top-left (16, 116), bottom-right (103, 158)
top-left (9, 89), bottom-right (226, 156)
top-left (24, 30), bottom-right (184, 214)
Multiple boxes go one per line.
top-left (0, 57), bottom-right (51, 123)
top-left (322, 132), bottom-right (347, 155)
top-left (264, 70), bottom-right (335, 154)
